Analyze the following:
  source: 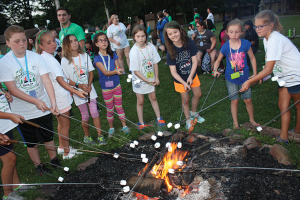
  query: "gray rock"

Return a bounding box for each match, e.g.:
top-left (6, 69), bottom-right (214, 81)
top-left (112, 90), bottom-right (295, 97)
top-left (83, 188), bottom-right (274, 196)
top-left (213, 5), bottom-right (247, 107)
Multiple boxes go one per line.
top-left (77, 157), bottom-right (99, 171)
top-left (162, 131), bottom-right (172, 136)
top-left (223, 129), bottom-right (233, 136)
top-left (243, 136), bottom-right (261, 150)
top-left (138, 132), bottom-right (155, 141)
top-left (270, 144), bottom-right (293, 165)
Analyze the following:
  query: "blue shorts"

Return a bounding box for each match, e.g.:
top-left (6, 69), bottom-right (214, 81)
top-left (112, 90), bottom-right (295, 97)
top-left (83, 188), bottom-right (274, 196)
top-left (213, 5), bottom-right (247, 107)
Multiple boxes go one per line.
top-left (226, 79), bottom-right (251, 100)
top-left (0, 130), bottom-right (14, 157)
top-left (278, 84), bottom-right (300, 94)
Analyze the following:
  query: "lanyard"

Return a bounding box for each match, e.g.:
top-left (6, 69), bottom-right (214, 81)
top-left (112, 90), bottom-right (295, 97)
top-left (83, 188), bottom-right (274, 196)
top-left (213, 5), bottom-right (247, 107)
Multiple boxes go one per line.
top-left (117, 24), bottom-right (121, 32)
top-left (229, 40), bottom-right (240, 65)
top-left (12, 52), bottom-right (30, 82)
top-left (199, 29), bottom-right (206, 40)
top-left (99, 53), bottom-right (111, 71)
top-left (137, 44), bottom-right (152, 66)
top-left (72, 54), bottom-right (82, 78)
top-left (61, 22), bottom-right (71, 40)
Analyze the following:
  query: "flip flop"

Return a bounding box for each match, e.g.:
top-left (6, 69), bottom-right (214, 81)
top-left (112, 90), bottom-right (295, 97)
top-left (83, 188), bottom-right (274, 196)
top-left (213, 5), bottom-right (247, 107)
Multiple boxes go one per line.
top-left (251, 123), bottom-right (260, 126)
top-left (276, 136), bottom-right (289, 145)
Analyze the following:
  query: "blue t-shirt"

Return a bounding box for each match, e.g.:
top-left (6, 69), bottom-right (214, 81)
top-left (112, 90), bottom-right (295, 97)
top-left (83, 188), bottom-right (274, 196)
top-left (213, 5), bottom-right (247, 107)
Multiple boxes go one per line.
top-left (221, 39), bottom-right (251, 84)
top-left (167, 39), bottom-right (198, 83)
top-left (93, 52), bottom-right (120, 90)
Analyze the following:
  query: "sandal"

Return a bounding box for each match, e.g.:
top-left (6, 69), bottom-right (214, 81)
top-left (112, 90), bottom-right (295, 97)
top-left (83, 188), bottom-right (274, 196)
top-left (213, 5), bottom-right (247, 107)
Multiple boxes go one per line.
top-left (251, 122), bottom-right (260, 126)
top-left (276, 136), bottom-right (289, 145)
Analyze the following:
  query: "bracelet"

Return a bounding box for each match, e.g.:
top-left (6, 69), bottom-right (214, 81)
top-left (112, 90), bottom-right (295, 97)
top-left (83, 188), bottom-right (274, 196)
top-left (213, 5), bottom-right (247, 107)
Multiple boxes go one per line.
top-left (75, 83), bottom-right (79, 88)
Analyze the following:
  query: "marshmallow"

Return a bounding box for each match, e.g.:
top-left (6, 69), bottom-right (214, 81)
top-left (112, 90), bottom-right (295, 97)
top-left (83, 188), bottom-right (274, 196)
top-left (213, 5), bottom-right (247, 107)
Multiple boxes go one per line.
top-left (136, 79), bottom-right (141, 83)
top-left (151, 135), bottom-right (157, 141)
top-left (157, 131), bottom-right (163, 136)
top-left (142, 157), bottom-right (148, 163)
top-left (174, 123), bottom-right (180, 129)
top-left (134, 80), bottom-right (138, 84)
top-left (256, 126), bottom-right (262, 132)
top-left (167, 122), bottom-right (173, 128)
top-left (279, 81), bottom-right (286, 86)
top-left (128, 74), bottom-right (132, 79)
top-left (127, 78), bottom-right (131, 83)
top-left (133, 140), bottom-right (139, 145)
top-left (271, 76), bottom-right (278, 81)
top-left (177, 161), bottom-right (183, 166)
top-left (64, 167), bottom-right (69, 172)
top-left (120, 180), bottom-right (127, 186)
top-left (130, 143), bottom-right (135, 148)
top-left (168, 147), bottom-right (172, 152)
top-left (141, 153), bottom-right (146, 158)
top-left (114, 153), bottom-right (119, 159)
top-left (123, 186), bottom-right (130, 193)
top-left (165, 142), bottom-right (171, 148)
top-left (177, 142), bottom-right (182, 149)
top-left (154, 142), bottom-right (160, 148)
top-left (58, 177), bottom-right (64, 182)
top-left (168, 169), bottom-right (175, 174)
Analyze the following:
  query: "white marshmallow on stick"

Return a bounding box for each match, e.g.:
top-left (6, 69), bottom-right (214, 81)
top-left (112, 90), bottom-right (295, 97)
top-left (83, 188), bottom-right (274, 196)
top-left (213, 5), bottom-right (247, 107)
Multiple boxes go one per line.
top-left (127, 78), bottom-right (131, 83)
top-left (177, 161), bottom-right (183, 166)
top-left (271, 76), bottom-right (278, 81)
top-left (151, 135), bottom-right (157, 141)
top-left (120, 180), bottom-right (127, 186)
top-left (165, 142), bottom-right (171, 148)
top-left (279, 81), bottom-right (286, 86)
top-left (177, 142), bottom-right (182, 149)
top-left (123, 186), bottom-right (130, 193)
top-left (168, 147), bottom-right (173, 152)
top-left (133, 140), bottom-right (139, 145)
top-left (141, 153), bottom-right (146, 158)
top-left (154, 142), bottom-right (160, 148)
top-left (174, 123), bottom-right (180, 129)
top-left (114, 153), bottom-right (119, 159)
top-left (64, 167), bottom-right (69, 172)
top-left (256, 126), bottom-right (262, 132)
top-left (157, 131), bottom-right (163, 136)
top-left (142, 157), bottom-right (148, 163)
top-left (168, 169), bottom-right (175, 174)
top-left (167, 123), bottom-right (173, 128)
top-left (58, 177), bottom-right (64, 182)
top-left (128, 74), bottom-right (132, 79)
top-left (130, 143), bottom-right (135, 148)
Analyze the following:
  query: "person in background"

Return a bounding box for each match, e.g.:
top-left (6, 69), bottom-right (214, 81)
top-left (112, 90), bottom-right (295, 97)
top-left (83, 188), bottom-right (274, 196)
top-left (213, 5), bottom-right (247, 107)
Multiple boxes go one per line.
top-left (244, 20), bottom-right (259, 54)
top-left (137, 19), bottom-right (151, 41)
top-left (103, 24), bottom-right (108, 34)
top-left (51, 30), bottom-right (61, 56)
top-left (91, 26), bottom-right (103, 41)
top-left (85, 39), bottom-right (94, 60)
top-left (206, 19), bottom-right (215, 32)
top-left (205, 8), bottom-right (214, 24)
top-left (190, 17), bottom-right (200, 30)
top-left (156, 11), bottom-right (169, 45)
top-left (194, 8), bottom-right (200, 21)
top-left (151, 26), bottom-right (166, 56)
top-left (55, 47), bottom-right (62, 63)
top-left (163, 9), bottom-right (172, 22)
top-left (188, 24), bottom-right (196, 38)
top-left (28, 38), bottom-right (36, 52)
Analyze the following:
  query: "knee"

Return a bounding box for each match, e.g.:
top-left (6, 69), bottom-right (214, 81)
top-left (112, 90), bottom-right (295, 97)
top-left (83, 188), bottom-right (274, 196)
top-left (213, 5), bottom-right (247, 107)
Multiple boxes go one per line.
top-left (118, 57), bottom-right (124, 61)
top-left (4, 153), bottom-right (16, 166)
top-left (149, 95), bottom-right (157, 102)
top-left (278, 101), bottom-right (288, 110)
top-left (231, 99), bottom-right (239, 106)
top-left (243, 99), bottom-right (252, 105)
top-left (137, 99), bottom-right (144, 106)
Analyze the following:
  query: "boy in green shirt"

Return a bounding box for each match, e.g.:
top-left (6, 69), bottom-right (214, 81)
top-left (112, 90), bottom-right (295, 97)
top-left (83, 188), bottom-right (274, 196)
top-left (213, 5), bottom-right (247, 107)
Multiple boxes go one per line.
top-left (163, 9), bottom-right (172, 21)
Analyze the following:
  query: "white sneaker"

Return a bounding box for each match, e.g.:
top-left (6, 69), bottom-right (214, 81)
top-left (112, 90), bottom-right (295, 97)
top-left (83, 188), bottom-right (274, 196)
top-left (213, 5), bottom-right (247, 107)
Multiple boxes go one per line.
top-left (2, 192), bottom-right (27, 200)
top-left (63, 152), bottom-right (76, 160)
top-left (57, 146), bottom-right (78, 155)
top-left (13, 184), bottom-right (35, 194)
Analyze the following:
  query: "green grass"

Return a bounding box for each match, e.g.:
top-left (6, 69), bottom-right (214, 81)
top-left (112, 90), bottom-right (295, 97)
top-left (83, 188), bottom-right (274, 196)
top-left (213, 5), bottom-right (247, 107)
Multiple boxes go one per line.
top-left (1, 15), bottom-right (300, 198)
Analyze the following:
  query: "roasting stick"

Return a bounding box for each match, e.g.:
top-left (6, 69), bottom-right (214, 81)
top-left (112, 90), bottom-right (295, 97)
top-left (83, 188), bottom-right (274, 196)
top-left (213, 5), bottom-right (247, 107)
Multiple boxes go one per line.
top-left (199, 76), bottom-right (218, 112)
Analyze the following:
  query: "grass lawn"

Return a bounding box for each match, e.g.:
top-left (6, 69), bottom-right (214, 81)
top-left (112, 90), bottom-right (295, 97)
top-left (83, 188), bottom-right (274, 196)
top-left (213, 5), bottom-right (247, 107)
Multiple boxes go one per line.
top-left (1, 15), bottom-right (300, 198)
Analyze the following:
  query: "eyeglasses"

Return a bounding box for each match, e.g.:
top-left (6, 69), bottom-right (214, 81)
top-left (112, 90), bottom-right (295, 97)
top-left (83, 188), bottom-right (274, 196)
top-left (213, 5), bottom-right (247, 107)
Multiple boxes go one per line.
top-left (196, 26), bottom-right (201, 27)
top-left (98, 39), bottom-right (108, 43)
top-left (253, 24), bottom-right (269, 30)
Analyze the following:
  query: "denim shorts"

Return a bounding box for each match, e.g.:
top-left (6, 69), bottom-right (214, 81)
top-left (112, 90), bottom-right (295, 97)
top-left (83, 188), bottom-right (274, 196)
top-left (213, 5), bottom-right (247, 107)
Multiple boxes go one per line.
top-left (226, 79), bottom-right (251, 100)
top-left (278, 84), bottom-right (300, 94)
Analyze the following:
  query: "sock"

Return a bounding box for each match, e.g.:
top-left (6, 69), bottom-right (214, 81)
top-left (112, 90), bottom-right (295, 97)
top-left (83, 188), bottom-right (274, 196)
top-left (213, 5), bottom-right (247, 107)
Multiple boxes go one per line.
top-left (13, 185), bottom-right (21, 191)
top-left (123, 126), bottom-right (127, 129)
top-left (191, 111), bottom-right (197, 116)
top-left (109, 128), bottom-right (114, 130)
top-left (157, 118), bottom-right (161, 121)
top-left (3, 195), bottom-right (8, 199)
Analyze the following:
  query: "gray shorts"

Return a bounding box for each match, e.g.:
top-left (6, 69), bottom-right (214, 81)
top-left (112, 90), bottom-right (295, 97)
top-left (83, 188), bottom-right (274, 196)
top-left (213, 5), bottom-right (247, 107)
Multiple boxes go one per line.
top-left (226, 79), bottom-right (251, 100)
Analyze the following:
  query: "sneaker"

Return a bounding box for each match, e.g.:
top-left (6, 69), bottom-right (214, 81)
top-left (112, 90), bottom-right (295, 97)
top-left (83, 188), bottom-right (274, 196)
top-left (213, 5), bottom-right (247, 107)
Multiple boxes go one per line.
top-left (63, 152), bottom-right (76, 160)
top-left (121, 126), bottom-right (131, 134)
top-left (97, 135), bottom-right (107, 145)
top-left (185, 119), bottom-right (192, 130)
top-left (190, 111), bottom-right (205, 124)
top-left (157, 117), bottom-right (165, 127)
top-left (97, 105), bottom-right (101, 112)
top-left (138, 122), bottom-right (151, 130)
top-left (13, 184), bottom-right (35, 195)
top-left (2, 192), bottom-right (27, 200)
top-left (50, 156), bottom-right (62, 168)
top-left (36, 163), bottom-right (52, 176)
top-left (84, 136), bottom-right (96, 145)
top-left (108, 128), bottom-right (115, 138)
top-left (57, 146), bottom-right (78, 155)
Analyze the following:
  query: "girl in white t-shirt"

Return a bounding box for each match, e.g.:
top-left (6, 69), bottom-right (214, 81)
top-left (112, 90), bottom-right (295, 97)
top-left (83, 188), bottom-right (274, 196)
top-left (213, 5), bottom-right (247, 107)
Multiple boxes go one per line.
top-left (241, 10), bottom-right (300, 144)
top-left (107, 14), bottom-right (131, 71)
top-left (61, 34), bottom-right (106, 146)
top-left (36, 31), bottom-right (87, 159)
top-left (129, 25), bottom-right (165, 130)
top-left (0, 25), bottom-right (60, 174)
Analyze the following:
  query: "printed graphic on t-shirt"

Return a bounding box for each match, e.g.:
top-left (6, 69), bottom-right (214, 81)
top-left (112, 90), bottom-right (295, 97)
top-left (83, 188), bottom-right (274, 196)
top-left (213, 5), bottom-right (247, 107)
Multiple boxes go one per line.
top-left (176, 50), bottom-right (192, 75)
top-left (228, 52), bottom-right (245, 72)
top-left (15, 69), bottom-right (37, 91)
top-left (73, 65), bottom-right (88, 83)
top-left (142, 58), bottom-right (154, 77)
top-left (273, 64), bottom-right (283, 73)
top-left (0, 91), bottom-right (10, 113)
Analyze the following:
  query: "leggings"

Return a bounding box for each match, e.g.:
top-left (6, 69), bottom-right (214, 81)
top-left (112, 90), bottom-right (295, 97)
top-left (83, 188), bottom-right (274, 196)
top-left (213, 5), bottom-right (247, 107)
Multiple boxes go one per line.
top-left (102, 84), bottom-right (125, 122)
top-left (78, 98), bottom-right (99, 121)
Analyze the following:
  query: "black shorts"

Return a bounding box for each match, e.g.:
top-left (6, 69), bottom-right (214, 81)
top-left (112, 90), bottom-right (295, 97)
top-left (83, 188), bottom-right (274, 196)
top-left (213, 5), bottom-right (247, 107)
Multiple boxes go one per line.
top-left (19, 114), bottom-right (54, 148)
top-left (0, 130), bottom-right (14, 156)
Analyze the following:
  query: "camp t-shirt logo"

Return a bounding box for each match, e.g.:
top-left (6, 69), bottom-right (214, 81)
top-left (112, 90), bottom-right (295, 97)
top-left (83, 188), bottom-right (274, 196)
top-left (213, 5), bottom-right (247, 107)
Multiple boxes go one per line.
top-left (228, 52), bottom-right (245, 72)
top-left (73, 65), bottom-right (88, 83)
top-left (0, 91), bottom-right (10, 113)
top-left (142, 58), bottom-right (154, 77)
top-left (273, 64), bottom-right (283, 73)
top-left (176, 50), bottom-right (192, 75)
top-left (15, 69), bottom-right (37, 91)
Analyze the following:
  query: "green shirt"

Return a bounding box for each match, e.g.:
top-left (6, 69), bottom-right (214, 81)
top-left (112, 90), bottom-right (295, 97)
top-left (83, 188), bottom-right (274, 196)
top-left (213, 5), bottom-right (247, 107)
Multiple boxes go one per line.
top-left (190, 21), bottom-right (196, 29)
top-left (167, 15), bottom-right (172, 22)
top-left (91, 30), bottom-right (104, 41)
top-left (59, 23), bottom-right (86, 44)
top-left (194, 13), bottom-right (200, 20)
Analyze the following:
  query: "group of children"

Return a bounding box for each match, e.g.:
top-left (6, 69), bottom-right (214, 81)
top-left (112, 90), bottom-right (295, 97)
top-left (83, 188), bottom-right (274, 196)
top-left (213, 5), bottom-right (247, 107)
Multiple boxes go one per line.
top-left (0, 9), bottom-right (300, 199)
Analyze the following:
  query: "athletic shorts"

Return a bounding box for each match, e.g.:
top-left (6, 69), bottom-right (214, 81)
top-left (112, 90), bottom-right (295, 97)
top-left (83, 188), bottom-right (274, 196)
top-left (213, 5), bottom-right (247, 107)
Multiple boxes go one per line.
top-left (19, 114), bottom-right (54, 148)
top-left (174, 74), bottom-right (201, 93)
top-left (0, 130), bottom-right (14, 156)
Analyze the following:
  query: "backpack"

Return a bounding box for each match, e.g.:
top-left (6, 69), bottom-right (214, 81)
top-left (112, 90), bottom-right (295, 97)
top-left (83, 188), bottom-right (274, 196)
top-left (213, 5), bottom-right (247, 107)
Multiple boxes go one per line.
top-left (201, 52), bottom-right (211, 72)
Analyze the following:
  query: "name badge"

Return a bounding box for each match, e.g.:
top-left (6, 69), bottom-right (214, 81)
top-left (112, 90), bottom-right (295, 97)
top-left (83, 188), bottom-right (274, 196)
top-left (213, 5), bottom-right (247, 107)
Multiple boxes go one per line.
top-left (231, 72), bottom-right (240, 80)
top-left (239, 71), bottom-right (244, 76)
top-left (29, 90), bottom-right (37, 98)
top-left (200, 41), bottom-right (203, 46)
top-left (147, 72), bottom-right (154, 79)
top-left (105, 81), bottom-right (114, 88)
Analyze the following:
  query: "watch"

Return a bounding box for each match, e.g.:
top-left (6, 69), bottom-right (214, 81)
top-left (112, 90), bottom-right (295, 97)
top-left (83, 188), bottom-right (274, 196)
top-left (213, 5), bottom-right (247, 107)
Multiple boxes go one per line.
top-left (75, 83), bottom-right (79, 88)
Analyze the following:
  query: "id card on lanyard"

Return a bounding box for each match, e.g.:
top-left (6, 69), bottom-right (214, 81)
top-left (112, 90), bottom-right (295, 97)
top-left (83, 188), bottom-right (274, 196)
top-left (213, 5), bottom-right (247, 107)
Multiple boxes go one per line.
top-left (99, 53), bottom-right (114, 88)
top-left (12, 52), bottom-right (37, 98)
top-left (199, 31), bottom-right (204, 46)
top-left (229, 41), bottom-right (241, 80)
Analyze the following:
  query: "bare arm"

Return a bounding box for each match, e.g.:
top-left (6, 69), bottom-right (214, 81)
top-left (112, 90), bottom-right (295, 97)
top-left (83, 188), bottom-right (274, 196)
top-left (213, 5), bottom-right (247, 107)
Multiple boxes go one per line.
top-left (192, 32), bottom-right (196, 41)
top-left (79, 40), bottom-right (85, 50)
top-left (247, 47), bottom-right (257, 76)
top-left (153, 63), bottom-right (159, 86)
top-left (209, 36), bottom-right (217, 50)
top-left (134, 71), bottom-right (152, 84)
top-left (169, 65), bottom-right (191, 91)
top-left (95, 61), bottom-right (123, 76)
top-left (56, 76), bottom-right (87, 98)
top-left (0, 112), bottom-right (24, 124)
top-left (188, 55), bottom-right (198, 81)
top-left (41, 73), bottom-right (58, 114)
top-left (213, 51), bottom-right (224, 77)
top-left (108, 37), bottom-right (120, 46)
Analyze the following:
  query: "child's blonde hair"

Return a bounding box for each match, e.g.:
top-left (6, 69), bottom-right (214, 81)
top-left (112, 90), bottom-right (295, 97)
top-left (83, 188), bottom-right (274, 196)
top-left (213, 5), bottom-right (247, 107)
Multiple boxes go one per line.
top-left (4, 25), bottom-right (25, 41)
top-left (255, 10), bottom-right (283, 32)
top-left (226, 19), bottom-right (244, 32)
top-left (35, 30), bottom-right (53, 54)
top-left (62, 34), bottom-right (84, 64)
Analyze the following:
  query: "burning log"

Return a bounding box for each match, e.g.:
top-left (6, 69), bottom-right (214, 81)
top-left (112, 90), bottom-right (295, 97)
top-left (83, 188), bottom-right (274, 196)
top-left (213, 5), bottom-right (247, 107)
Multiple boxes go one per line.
top-left (127, 176), bottom-right (165, 198)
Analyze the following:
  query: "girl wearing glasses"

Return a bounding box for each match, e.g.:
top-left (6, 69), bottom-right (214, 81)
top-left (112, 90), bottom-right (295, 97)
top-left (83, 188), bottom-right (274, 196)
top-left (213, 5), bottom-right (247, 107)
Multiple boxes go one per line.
top-left (93, 32), bottom-right (130, 136)
top-left (213, 19), bottom-right (258, 129)
top-left (241, 10), bottom-right (300, 144)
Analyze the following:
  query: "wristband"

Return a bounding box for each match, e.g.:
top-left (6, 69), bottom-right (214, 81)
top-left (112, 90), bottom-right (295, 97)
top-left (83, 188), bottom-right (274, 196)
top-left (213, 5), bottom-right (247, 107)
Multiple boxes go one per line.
top-left (75, 83), bottom-right (79, 88)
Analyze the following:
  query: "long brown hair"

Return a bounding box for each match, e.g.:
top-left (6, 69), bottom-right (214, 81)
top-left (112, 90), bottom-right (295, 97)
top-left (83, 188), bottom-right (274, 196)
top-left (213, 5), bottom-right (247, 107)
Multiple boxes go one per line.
top-left (92, 32), bottom-right (114, 58)
top-left (62, 34), bottom-right (84, 64)
top-left (132, 25), bottom-right (148, 45)
top-left (163, 21), bottom-right (190, 60)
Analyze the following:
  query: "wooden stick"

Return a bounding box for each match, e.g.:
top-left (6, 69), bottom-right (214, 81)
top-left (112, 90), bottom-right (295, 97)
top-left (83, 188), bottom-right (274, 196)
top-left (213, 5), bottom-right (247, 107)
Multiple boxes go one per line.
top-left (6, 139), bottom-right (19, 144)
top-left (21, 118), bottom-right (40, 128)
